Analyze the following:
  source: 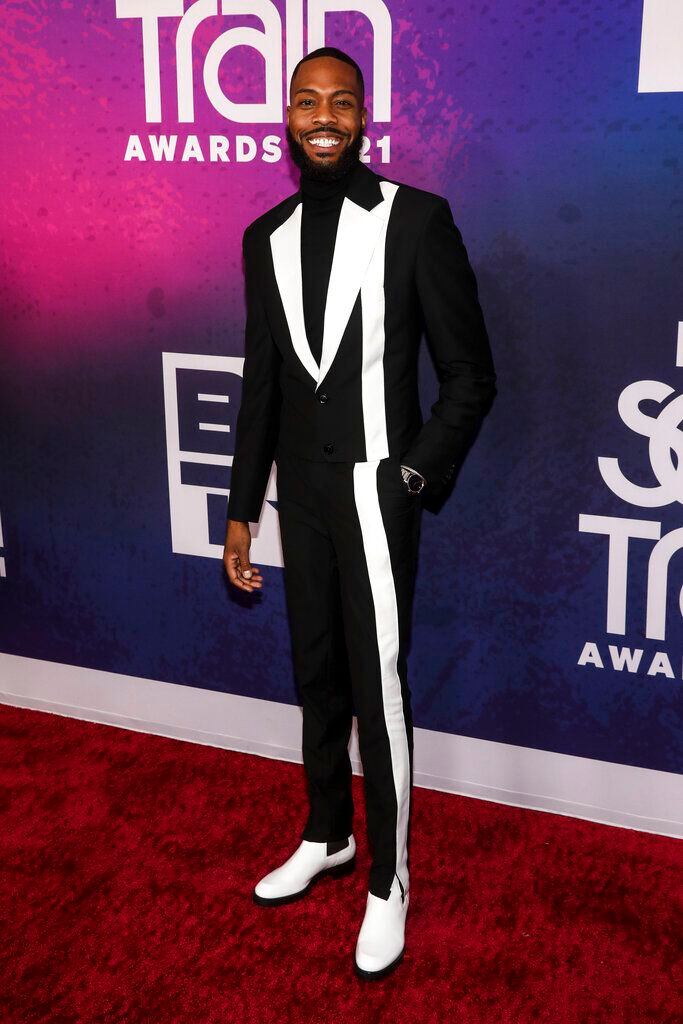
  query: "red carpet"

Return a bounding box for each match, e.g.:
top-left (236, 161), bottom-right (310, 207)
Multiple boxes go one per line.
top-left (0, 703), bottom-right (680, 1024)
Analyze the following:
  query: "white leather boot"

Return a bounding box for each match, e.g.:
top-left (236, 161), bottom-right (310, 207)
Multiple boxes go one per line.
top-left (354, 873), bottom-right (409, 979)
top-left (253, 834), bottom-right (356, 906)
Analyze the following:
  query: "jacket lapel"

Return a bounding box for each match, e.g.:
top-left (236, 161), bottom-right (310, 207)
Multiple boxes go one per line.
top-left (269, 163), bottom-right (389, 391)
top-left (316, 198), bottom-right (384, 391)
top-left (269, 202), bottom-right (320, 385)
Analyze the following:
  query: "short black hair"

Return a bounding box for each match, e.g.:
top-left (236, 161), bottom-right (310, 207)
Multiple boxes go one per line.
top-left (289, 46), bottom-right (365, 104)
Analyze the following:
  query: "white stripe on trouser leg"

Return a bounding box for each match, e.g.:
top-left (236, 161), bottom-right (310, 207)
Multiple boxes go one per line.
top-left (352, 459), bottom-right (410, 895)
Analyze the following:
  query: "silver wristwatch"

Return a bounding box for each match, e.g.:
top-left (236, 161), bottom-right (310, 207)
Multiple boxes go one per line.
top-left (400, 464), bottom-right (426, 494)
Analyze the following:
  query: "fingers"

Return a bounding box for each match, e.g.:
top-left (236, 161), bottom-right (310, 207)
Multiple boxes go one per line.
top-left (224, 549), bottom-right (263, 592)
top-left (238, 561), bottom-right (263, 590)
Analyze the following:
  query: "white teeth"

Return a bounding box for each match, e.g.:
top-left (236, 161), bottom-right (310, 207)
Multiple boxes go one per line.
top-left (308, 137), bottom-right (340, 147)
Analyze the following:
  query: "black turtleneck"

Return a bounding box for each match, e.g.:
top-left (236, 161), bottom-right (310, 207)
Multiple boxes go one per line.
top-left (300, 161), bottom-right (363, 366)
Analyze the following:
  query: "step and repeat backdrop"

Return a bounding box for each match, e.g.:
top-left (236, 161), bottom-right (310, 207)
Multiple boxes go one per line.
top-left (1, 1), bottom-right (681, 777)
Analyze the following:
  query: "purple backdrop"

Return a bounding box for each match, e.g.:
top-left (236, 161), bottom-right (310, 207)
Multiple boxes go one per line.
top-left (1, 1), bottom-right (681, 774)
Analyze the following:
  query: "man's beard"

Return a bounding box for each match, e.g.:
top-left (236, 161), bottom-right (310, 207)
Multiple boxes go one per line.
top-left (286, 125), bottom-right (364, 181)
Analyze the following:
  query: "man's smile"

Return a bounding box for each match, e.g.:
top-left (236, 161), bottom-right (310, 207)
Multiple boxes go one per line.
top-left (304, 132), bottom-right (346, 153)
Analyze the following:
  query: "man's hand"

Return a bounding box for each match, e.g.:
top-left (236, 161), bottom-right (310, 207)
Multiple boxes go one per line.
top-left (223, 520), bottom-right (264, 592)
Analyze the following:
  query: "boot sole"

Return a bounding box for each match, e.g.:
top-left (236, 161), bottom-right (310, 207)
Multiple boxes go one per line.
top-left (252, 853), bottom-right (356, 907)
top-left (353, 944), bottom-right (405, 981)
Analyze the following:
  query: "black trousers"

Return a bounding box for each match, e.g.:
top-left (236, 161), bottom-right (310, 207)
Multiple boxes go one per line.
top-left (275, 449), bottom-right (423, 900)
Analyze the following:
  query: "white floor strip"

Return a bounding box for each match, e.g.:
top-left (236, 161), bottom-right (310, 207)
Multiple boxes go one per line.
top-left (0, 653), bottom-right (680, 839)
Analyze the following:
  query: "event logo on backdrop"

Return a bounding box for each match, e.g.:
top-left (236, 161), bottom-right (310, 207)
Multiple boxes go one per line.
top-left (162, 352), bottom-right (283, 566)
top-left (116, 0), bottom-right (393, 163)
top-left (579, 322), bottom-right (683, 681)
top-left (638, 0), bottom-right (683, 92)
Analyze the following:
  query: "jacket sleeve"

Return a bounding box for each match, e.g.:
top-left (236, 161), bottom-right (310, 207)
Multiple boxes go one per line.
top-left (400, 197), bottom-right (497, 496)
top-left (226, 225), bottom-right (282, 524)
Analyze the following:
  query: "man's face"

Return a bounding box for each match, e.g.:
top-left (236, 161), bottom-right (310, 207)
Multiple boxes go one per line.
top-left (286, 56), bottom-right (367, 179)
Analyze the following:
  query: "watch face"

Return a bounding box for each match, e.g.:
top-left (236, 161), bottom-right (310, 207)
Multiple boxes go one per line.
top-left (408, 474), bottom-right (424, 493)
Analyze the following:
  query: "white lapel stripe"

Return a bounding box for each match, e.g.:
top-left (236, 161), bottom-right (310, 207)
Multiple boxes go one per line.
top-left (360, 181), bottom-right (400, 460)
top-left (269, 203), bottom-right (320, 385)
top-left (316, 196), bottom-right (385, 392)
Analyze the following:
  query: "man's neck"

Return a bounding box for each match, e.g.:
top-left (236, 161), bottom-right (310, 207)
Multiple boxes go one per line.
top-left (299, 158), bottom-right (361, 200)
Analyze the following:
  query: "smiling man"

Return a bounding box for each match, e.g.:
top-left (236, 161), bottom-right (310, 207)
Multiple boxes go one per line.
top-left (223, 46), bottom-right (497, 980)
top-left (285, 51), bottom-right (365, 177)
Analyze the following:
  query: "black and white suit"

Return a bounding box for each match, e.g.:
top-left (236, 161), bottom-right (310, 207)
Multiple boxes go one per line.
top-left (227, 159), bottom-right (496, 901)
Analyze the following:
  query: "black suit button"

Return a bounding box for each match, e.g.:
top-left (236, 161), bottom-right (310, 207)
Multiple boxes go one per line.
top-left (323, 443), bottom-right (334, 455)
top-left (318, 392), bottom-right (328, 404)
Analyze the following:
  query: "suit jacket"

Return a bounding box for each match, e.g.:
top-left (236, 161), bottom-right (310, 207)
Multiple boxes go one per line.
top-left (226, 159), bottom-right (497, 524)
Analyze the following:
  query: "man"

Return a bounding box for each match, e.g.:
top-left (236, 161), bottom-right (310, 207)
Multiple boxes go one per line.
top-left (223, 46), bottom-right (496, 980)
